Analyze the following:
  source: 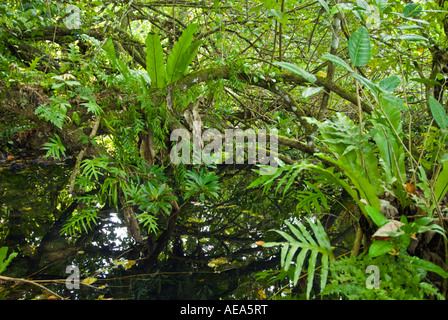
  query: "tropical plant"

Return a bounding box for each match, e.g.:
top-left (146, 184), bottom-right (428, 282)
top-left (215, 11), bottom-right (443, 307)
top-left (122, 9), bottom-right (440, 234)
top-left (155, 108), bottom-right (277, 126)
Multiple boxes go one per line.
top-left (0, 247), bottom-right (17, 275)
top-left (184, 168), bottom-right (220, 202)
top-left (263, 218), bottom-right (334, 300)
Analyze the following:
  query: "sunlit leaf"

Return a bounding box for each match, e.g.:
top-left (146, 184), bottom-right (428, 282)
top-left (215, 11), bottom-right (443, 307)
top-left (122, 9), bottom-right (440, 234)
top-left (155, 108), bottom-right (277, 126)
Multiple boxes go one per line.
top-left (81, 277), bottom-right (97, 285)
top-left (274, 61), bottom-right (317, 83)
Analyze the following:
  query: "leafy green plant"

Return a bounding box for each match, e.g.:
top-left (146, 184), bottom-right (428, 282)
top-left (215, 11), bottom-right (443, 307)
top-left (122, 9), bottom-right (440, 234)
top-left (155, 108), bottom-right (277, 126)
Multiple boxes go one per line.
top-left (146, 23), bottom-right (202, 87)
top-left (184, 168), bottom-right (220, 202)
top-left (60, 207), bottom-right (99, 236)
top-left (294, 181), bottom-right (328, 214)
top-left (35, 96), bottom-right (71, 129)
top-left (41, 133), bottom-right (67, 160)
top-left (365, 206), bottom-right (448, 280)
top-left (79, 156), bottom-right (109, 181)
top-left (0, 247), bottom-right (17, 274)
top-left (263, 218), bottom-right (334, 299)
top-left (124, 180), bottom-right (177, 234)
top-left (323, 253), bottom-right (444, 300)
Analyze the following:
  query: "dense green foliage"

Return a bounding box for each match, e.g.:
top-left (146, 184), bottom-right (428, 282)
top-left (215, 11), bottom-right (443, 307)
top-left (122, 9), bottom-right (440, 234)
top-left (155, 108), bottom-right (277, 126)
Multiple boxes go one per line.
top-left (1, 0), bottom-right (448, 300)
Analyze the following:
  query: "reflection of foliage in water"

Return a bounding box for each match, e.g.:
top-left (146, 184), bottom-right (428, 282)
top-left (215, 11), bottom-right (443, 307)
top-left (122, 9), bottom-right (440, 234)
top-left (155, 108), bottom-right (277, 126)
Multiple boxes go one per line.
top-left (0, 162), bottom-right (315, 299)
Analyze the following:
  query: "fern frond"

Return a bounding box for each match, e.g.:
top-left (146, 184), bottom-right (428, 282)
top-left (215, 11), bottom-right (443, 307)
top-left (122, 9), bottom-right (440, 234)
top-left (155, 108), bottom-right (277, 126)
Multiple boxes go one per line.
top-left (60, 208), bottom-right (98, 236)
top-left (265, 218), bottom-right (333, 299)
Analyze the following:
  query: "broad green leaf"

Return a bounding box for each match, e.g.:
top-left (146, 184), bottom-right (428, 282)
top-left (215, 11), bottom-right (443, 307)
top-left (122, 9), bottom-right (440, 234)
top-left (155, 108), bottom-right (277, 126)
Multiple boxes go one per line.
top-left (356, 0), bottom-right (368, 10)
top-left (378, 75), bottom-right (400, 92)
top-left (280, 243), bottom-right (289, 266)
top-left (365, 205), bottom-right (388, 227)
top-left (434, 161), bottom-right (448, 204)
top-left (368, 239), bottom-right (394, 257)
top-left (321, 53), bottom-right (354, 73)
top-left (404, 256), bottom-right (448, 278)
top-left (350, 72), bottom-right (378, 95)
top-left (145, 33), bottom-right (166, 89)
top-left (396, 34), bottom-right (428, 42)
top-left (429, 97), bottom-right (448, 130)
top-left (166, 23), bottom-right (197, 84)
top-left (348, 26), bottom-right (371, 67)
top-left (274, 61), bottom-right (317, 83)
top-left (380, 92), bottom-right (405, 132)
top-left (375, 0), bottom-right (388, 11)
top-left (182, 40), bottom-right (202, 72)
top-left (103, 38), bottom-right (130, 80)
top-left (316, 0), bottom-right (330, 14)
top-left (302, 86), bottom-right (324, 98)
top-left (410, 78), bottom-right (441, 86)
top-left (403, 3), bottom-right (422, 17)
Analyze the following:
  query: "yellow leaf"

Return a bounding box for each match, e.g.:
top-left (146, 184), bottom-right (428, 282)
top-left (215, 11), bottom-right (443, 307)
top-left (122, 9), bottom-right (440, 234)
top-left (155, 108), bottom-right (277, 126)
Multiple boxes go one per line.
top-left (113, 259), bottom-right (136, 270)
top-left (123, 260), bottom-right (136, 270)
top-left (317, 71), bottom-right (327, 78)
top-left (257, 289), bottom-right (267, 299)
top-left (255, 241), bottom-right (265, 246)
top-left (208, 257), bottom-right (229, 268)
top-left (81, 277), bottom-right (97, 285)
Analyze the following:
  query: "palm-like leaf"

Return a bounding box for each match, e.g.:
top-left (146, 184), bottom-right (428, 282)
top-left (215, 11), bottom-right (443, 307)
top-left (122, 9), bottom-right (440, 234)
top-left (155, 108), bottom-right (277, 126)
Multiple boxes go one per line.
top-left (264, 218), bottom-right (334, 299)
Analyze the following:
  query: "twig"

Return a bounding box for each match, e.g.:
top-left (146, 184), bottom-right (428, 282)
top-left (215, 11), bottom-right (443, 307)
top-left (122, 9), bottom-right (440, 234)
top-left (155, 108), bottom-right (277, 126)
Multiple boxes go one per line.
top-left (0, 275), bottom-right (64, 300)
